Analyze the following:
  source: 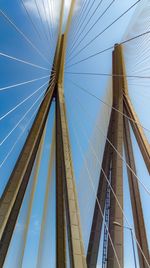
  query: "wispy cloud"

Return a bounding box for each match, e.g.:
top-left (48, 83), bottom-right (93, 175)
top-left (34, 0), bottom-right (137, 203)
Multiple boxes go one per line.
top-left (23, 0), bottom-right (71, 26)
top-left (24, 0), bottom-right (59, 25)
top-left (23, 0), bottom-right (81, 28)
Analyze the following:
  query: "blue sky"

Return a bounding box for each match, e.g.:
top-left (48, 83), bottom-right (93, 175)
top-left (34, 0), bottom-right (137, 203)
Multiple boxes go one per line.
top-left (0, 1), bottom-right (60, 267)
top-left (0, 0), bottom-right (150, 267)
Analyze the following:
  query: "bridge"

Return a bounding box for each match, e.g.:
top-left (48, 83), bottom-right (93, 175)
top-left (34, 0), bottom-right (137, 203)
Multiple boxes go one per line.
top-left (0, 0), bottom-right (150, 267)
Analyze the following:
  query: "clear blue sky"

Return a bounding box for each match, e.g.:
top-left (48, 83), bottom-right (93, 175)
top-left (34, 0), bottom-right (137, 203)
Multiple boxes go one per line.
top-left (0, 0), bottom-right (150, 267)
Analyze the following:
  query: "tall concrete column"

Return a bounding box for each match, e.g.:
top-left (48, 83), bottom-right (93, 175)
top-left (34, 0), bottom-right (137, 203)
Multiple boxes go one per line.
top-left (107, 44), bottom-right (124, 268)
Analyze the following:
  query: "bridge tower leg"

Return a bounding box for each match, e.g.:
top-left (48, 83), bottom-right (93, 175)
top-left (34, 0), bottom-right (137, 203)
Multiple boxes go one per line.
top-left (124, 114), bottom-right (150, 268)
top-left (86, 113), bottom-right (113, 268)
top-left (120, 43), bottom-right (150, 267)
top-left (0, 77), bottom-right (56, 267)
top-left (0, 1), bottom-right (87, 268)
top-left (107, 44), bottom-right (124, 268)
top-left (114, 44), bottom-right (150, 268)
top-left (0, 0), bottom-right (63, 264)
top-left (56, 2), bottom-right (87, 263)
top-left (87, 43), bottom-right (150, 268)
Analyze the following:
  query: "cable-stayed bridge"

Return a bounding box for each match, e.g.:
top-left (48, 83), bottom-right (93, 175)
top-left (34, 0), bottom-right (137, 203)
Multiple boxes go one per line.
top-left (0, 0), bottom-right (150, 267)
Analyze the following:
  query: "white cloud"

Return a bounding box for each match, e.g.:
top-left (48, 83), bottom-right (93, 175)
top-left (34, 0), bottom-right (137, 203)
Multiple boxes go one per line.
top-left (23, 0), bottom-right (72, 27)
top-left (23, 0), bottom-right (81, 28)
top-left (64, 0), bottom-right (72, 12)
top-left (24, 0), bottom-right (59, 25)
top-left (64, 0), bottom-right (82, 20)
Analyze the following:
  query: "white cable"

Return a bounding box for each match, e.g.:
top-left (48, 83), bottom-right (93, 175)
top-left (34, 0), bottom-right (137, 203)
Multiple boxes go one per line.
top-left (20, 0), bottom-right (53, 60)
top-left (33, 0), bottom-right (50, 44)
top-left (67, 106), bottom-right (121, 268)
top-left (0, 9), bottom-right (50, 64)
top-left (0, 52), bottom-right (50, 71)
top-left (66, 78), bottom-right (150, 133)
top-left (0, 75), bottom-right (50, 92)
top-left (0, 76), bottom-right (55, 172)
top-left (0, 76), bottom-right (55, 147)
top-left (66, 94), bottom-right (150, 267)
top-left (42, 0), bottom-right (52, 41)
top-left (0, 104), bottom-right (41, 170)
top-left (66, 89), bottom-right (150, 196)
top-left (0, 80), bottom-right (49, 121)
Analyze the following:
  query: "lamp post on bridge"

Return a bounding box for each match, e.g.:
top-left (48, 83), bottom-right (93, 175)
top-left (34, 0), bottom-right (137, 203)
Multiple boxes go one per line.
top-left (113, 221), bottom-right (137, 268)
